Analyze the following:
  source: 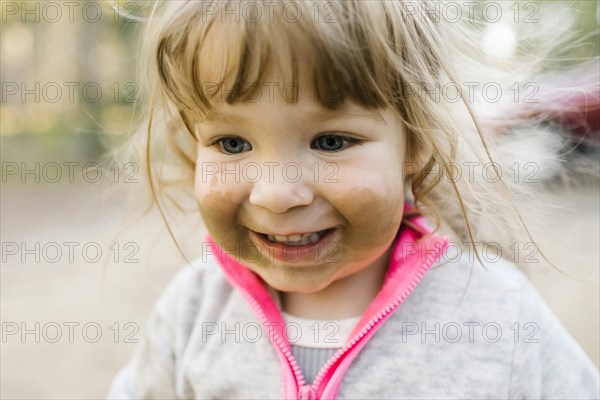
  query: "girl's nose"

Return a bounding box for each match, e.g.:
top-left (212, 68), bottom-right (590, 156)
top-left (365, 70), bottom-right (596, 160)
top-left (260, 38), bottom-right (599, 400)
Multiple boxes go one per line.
top-left (248, 166), bottom-right (314, 214)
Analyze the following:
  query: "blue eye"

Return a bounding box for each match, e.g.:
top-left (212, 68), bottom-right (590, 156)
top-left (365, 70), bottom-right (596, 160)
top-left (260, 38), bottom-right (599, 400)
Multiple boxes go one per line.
top-left (216, 137), bottom-right (252, 154)
top-left (311, 134), bottom-right (358, 152)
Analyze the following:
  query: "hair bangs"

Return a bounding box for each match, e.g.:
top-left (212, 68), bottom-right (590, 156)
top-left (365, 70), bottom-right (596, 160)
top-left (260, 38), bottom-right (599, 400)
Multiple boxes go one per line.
top-left (155, 0), bottom-right (410, 122)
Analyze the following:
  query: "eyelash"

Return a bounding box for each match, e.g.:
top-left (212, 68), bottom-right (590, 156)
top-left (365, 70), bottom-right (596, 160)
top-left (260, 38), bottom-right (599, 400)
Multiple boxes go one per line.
top-left (311, 135), bottom-right (362, 153)
top-left (210, 136), bottom-right (252, 154)
top-left (210, 134), bottom-right (363, 155)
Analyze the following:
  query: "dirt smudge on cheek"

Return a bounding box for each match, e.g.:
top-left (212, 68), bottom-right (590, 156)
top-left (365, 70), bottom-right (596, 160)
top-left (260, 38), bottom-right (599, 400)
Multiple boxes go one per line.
top-left (197, 191), bottom-right (240, 243)
top-left (196, 191), bottom-right (272, 273)
top-left (335, 187), bottom-right (404, 258)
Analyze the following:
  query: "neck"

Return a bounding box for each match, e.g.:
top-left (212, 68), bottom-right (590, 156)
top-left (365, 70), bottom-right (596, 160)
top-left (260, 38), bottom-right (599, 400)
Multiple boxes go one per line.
top-left (278, 247), bottom-right (392, 320)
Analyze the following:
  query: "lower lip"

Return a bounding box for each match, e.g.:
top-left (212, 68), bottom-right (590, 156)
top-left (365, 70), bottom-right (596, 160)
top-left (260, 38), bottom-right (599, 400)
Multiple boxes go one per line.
top-left (252, 229), bottom-right (336, 263)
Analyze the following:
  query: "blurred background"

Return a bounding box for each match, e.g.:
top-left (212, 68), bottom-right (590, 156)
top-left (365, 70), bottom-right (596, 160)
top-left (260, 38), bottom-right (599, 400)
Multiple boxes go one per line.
top-left (1, 0), bottom-right (599, 398)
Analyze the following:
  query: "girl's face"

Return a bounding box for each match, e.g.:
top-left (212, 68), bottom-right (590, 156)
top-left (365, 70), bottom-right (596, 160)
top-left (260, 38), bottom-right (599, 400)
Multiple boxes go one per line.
top-left (194, 80), bottom-right (408, 294)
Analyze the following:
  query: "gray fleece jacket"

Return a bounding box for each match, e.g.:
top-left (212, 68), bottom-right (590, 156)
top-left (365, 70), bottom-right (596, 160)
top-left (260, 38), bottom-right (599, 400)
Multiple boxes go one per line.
top-left (107, 240), bottom-right (599, 399)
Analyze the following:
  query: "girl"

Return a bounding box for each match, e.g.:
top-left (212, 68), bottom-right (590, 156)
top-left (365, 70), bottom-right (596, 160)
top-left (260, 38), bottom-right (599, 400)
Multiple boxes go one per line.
top-left (108, 0), bottom-right (599, 398)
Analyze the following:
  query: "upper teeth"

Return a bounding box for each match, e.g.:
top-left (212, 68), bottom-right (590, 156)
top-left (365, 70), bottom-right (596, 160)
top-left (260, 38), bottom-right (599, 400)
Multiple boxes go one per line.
top-left (267, 231), bottom-right (323, 246)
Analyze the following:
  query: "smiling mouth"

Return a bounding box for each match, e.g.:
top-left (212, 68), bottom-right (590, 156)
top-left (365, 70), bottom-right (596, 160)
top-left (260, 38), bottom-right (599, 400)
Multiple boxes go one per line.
top-left (254, 229), bottom-right (335, 247)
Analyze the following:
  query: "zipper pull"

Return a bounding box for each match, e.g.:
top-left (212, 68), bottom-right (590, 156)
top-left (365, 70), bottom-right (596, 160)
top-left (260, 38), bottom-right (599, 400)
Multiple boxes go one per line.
top-left (298, 385), bottom-right (317, 400)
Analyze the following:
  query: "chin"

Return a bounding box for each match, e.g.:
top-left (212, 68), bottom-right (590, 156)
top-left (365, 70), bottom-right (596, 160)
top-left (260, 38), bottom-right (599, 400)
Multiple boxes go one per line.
top-left (265, 276), bottom-right (332, 294)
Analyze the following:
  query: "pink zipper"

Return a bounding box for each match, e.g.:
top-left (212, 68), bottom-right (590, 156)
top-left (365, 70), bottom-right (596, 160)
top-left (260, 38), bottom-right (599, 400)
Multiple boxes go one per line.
top-left (236, 287), bottom-right (308, 397)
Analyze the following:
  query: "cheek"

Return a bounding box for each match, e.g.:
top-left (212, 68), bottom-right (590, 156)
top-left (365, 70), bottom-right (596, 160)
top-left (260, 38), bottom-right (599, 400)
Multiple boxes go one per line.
top-left (329, 148), bottom-right (406, 252)
top-left (335, 186), bottom-right (404, 253)
top-left (196, 191), bottom-right (237, 241)
top-left (194, 167), bottom-right (242, 242)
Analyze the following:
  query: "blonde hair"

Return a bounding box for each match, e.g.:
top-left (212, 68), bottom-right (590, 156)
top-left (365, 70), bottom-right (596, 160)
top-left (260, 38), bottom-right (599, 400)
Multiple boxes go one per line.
top-left (125, 0), bottom-right (592, 267)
